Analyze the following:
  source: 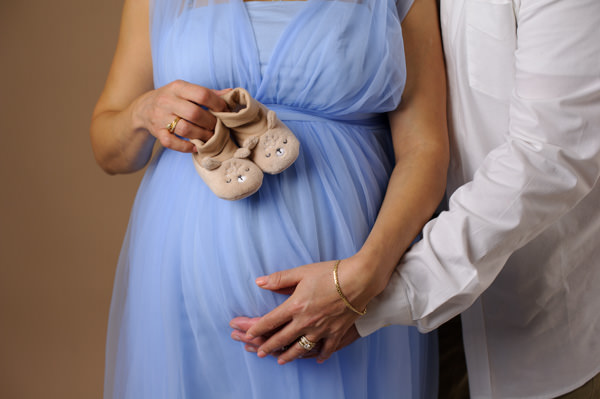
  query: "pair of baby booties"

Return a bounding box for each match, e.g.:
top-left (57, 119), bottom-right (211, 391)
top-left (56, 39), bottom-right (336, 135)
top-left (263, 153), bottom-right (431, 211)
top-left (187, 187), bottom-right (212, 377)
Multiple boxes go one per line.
top-left (190, 88), bottom-right (300, 200)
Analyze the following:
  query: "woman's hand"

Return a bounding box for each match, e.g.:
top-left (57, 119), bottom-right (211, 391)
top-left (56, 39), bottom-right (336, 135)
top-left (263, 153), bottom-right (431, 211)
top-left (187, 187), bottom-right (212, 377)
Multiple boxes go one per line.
top-left (90, 0), bottom-right (233, 173)
top-left (229, 256), bottom-right (384, 364)
top-left (130, 80), bottom-right (231, 153)
top-left (230, 316), bottom-right (362, 361)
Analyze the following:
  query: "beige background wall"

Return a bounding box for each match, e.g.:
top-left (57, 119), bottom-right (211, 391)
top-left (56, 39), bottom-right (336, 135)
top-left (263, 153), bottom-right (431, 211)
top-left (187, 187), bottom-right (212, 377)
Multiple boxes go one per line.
top-left (0, 1), bottom-right (142, 398)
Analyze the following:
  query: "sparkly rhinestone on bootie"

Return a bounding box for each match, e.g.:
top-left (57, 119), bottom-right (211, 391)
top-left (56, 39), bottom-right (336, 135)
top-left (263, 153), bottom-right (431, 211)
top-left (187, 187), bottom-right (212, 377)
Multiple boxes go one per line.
top-left (190, 119), bottom-right (263, 201)
top-left (211, 88), bottom-right (300, 175)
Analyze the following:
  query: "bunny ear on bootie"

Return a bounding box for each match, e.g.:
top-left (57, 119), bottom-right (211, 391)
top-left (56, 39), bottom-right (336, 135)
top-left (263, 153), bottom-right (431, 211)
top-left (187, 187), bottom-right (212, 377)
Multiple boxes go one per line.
top-left (210, 88), bottom-right (300, 175)
top-left (190, 119), bottom-right (263, 201)
top-left (233, 147), bottom-right (251, 159)
top-left (201, 158), bottom-right (221, 170)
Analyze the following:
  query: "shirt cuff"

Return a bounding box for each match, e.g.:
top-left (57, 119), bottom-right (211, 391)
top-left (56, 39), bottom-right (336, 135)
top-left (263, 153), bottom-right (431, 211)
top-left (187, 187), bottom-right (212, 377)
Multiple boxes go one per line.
top-left (355, 271), bottom-right (416, 336)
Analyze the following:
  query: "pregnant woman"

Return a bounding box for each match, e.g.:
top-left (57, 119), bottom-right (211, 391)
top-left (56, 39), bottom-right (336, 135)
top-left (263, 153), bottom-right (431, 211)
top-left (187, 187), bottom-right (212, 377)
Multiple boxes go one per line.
top-left (91, 0), bottom-right (448, 397)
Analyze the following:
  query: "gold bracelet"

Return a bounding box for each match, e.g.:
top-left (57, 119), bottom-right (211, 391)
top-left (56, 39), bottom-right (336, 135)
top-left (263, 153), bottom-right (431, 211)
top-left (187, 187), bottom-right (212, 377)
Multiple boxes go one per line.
top-left (333, 260), bottom-right (367, 316)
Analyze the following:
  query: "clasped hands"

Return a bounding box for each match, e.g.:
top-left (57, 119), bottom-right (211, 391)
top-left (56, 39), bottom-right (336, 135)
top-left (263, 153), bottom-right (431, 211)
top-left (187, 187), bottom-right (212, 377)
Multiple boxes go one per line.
top-left (229, 257), bottom-right (380, 365)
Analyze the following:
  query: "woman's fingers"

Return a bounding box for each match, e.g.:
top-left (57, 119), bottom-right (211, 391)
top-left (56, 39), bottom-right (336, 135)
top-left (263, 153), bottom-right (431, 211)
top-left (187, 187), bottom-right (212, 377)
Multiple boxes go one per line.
top-left (251, 310), bottom-right (359, 363)
top-left (230, 316), bottom-right (319, 361)
top-left (174, 96), bottom-right (219, 131)
top-left (171, 80), bottom-right (229, 112)
top-left (158, 93), bottom-right (217, 142)
top-left (156, 127), bottom-right (195, 153)
top-left (255, 266), bottom-right (305, 291)
top-left (229, 318), bottom-right (360, 365)
top-left (213, 88), bottom-right (233, 98)
top-left (245, 299), bottom-right (297, 340)
top-left (277, 334), bottom-right (320, 365)
top-left (229, 316), bottom-right (260, 333)
top-left (231, 330), bottom-right (265, 349)
top-left (230, 319), bottom-right (265, 354)
top-left (138, 81), bottom-right (232, 152)
top-left (168, 116), bottom-right (214, 142)
top-left (252, 319), bottom-right (305, 358)
top-left (230, 318), bottom-right (294, 356)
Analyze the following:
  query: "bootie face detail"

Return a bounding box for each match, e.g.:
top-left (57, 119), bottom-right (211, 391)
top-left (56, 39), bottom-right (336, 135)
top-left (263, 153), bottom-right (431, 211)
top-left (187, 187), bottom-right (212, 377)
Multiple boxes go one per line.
top-left (252, 110), bottom-right (300, 174)
top-left (224, 159), bottom-right (254, 184)
top-left (191, 120), bottom-right (263, 201)
top-left (212, 88), bottom-right (300, 175)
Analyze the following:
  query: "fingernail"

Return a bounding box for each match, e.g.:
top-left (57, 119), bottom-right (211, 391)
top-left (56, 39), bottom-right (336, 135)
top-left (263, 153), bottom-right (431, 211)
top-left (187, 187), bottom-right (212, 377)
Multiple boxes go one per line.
top-left (245, 332), bottom-right (255, 339)
top-left (255, 277), bottom-right (268, 286)
top-left (229, 322), bottom-right (240, 330)
top-left (278, 358), bottom-right (287, 365)
top-left (246, 346), bottom-right (257, 353)
top-left (257, 350), bottom-right (267, 358)
top-left (231, 333), bottom-right (241, 341)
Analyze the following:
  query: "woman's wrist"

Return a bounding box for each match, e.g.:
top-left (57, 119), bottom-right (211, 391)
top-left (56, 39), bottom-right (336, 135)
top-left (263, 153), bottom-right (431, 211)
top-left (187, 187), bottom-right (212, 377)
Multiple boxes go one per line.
top-left (336, 250), bottom-right (396, 313)
top-left (128, 92), bottom-right (154, 136)
top-left (123, 95), bottom-right (157, 162)
top-left (357, 243), bottom-right (402, 290)
top-left (92, 100), bottom-right (155, 174)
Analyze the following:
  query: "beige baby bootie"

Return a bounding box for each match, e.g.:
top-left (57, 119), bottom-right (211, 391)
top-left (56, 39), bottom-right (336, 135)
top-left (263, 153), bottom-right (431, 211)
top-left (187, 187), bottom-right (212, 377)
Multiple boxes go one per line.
top-left (190, 119), bottom-right (263, 201)
top-left (211, 88), bottom-right (300, 175)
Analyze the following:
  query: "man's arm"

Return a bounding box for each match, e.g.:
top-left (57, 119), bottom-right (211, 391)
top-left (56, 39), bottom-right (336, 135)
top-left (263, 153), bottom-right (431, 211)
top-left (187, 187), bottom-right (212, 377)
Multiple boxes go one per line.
top-left (357, 0), bottom-right (600, 335)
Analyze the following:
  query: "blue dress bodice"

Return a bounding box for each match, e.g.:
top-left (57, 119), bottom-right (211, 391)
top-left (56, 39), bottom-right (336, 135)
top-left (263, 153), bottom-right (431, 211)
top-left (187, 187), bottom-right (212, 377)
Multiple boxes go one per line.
top-left (152, 0), bottom-right (407, 119)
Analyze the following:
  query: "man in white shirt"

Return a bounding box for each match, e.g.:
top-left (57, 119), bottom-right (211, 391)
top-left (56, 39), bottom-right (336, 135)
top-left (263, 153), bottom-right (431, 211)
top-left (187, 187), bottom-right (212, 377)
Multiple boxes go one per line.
top-left (230, 0), bottom-right (600, 397)
top-left (353, 0), bottom-right (600, 397)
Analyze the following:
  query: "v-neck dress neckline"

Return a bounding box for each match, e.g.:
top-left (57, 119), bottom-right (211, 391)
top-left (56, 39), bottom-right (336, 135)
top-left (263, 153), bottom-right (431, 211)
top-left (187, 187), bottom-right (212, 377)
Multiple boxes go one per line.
top-left (236, 0), bottom-right (313, 96)
top-left (243, 1), bottom-right (306, 77)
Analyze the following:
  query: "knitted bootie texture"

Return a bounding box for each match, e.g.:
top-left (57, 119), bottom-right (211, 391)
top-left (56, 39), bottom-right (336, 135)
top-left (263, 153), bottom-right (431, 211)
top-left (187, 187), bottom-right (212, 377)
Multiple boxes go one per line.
top-left (190, 119), bottom-right (263, 201)
top-left (211, 88), bottom-right (300, 174)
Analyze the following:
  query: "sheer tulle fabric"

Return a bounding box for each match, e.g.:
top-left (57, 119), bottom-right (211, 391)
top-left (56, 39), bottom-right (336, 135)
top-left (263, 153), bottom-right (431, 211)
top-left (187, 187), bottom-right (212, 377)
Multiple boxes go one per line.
top-left (104, 0), bottom-right (438, 397)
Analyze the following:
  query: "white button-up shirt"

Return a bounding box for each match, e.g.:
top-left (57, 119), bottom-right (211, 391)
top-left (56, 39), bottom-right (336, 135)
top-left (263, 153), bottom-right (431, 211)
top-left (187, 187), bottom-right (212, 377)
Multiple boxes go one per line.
top-left (356, 0), bottom-right (600, 397)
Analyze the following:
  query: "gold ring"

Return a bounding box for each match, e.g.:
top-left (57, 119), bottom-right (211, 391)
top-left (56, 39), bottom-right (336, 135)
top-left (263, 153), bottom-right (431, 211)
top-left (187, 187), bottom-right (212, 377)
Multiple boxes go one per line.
top-left (166, 116), bottom-right (181, 133)
top-left (297, 335), bottom-right (316, 351)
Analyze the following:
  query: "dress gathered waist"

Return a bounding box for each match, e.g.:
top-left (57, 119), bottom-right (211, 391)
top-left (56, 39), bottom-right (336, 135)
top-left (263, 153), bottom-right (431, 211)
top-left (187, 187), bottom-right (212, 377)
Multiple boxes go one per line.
top-left (266, 104), bottom-right (389, 129)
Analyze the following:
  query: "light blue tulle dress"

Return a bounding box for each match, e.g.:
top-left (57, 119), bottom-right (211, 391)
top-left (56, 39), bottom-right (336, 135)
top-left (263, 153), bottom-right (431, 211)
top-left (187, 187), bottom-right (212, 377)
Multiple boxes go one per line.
top-left (104, 0), bottom-right (438, 397)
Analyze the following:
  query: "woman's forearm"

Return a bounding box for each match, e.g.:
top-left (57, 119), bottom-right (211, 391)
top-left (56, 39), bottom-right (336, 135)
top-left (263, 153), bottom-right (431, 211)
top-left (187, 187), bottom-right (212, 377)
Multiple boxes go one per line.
top-left (341, 0), bottom-right (449, 308)
top-left (89, 0), bottom-right (157, 175)
top-left (90, 96), bottom-right (156, 174)
top-left (355, 138), bottom-right (448, 298)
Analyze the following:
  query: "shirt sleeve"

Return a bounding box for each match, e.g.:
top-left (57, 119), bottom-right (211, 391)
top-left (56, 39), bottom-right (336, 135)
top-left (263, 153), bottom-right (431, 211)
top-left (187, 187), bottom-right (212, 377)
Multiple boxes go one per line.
top-left (357, 0), bottom-right (600, 335)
